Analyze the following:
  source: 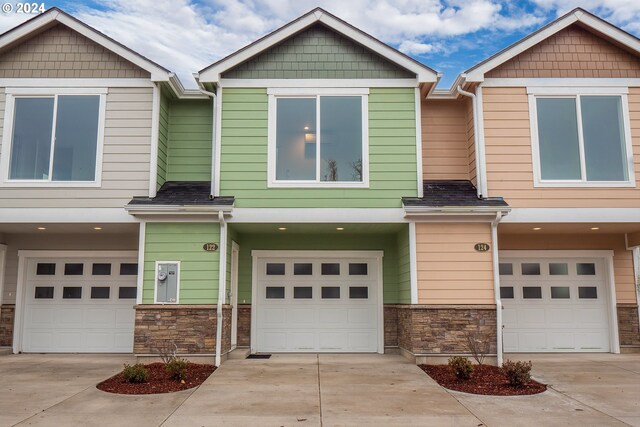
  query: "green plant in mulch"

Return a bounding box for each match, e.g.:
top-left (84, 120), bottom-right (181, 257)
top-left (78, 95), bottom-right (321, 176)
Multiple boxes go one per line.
top-left (502, 360), bottom-right (533, 387)
top-left (122, 363), bottom-right (149, 383)
top-left (448, 356), bottom-right (474, 380)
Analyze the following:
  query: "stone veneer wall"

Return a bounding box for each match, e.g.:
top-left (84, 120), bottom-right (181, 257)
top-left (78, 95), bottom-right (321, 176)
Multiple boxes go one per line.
top-left (618, 304), bottom-right (640, 348)
top-left (397, 305), bottom-right (497, 355)
top-left (134, 305), bottom-right (231, 355)
top-left (0, 305), bottom-right (15, 347)
top-left (237, 305), bottom-right (251, 347)
top-left (384, 305), bottom-right (399, 348)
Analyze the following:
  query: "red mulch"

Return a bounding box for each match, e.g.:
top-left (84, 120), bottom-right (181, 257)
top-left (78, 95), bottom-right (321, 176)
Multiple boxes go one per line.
top-left (420, 364), bottom-right (546, 396)
top-left (97, 363), bottom-right (216, 395)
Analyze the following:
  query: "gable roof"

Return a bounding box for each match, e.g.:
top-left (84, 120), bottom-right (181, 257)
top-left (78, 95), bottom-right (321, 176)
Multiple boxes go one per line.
top-left (198, 8), bottom-right (439, 84)
top-left (464, 8), bottom-right (640, 82)
top-left (0, 7), bottom-right (172, 81)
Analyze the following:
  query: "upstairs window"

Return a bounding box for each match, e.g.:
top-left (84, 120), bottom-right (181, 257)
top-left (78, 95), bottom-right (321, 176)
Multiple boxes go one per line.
top-left (268, 89), bottom-right (368, 187)
top-left (531, 91), bottom-right (633, 187)
top-left (2, 89), bottom-right (105, 186)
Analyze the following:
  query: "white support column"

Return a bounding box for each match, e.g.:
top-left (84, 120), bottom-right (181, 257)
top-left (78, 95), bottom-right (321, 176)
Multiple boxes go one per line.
top-left (215, 213), bottom-right (228, 367)
top-left (415, 87), bottom-right (423, 198)
top-left (409, 222), bottom-right (419, 304)
top-left (148, 84), bottom-right (161, 198)
top-left (136, 221), bottom-right (146, 305)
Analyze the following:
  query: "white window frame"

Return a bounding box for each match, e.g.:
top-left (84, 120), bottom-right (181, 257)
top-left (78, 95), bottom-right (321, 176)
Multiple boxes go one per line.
top-left (528, 87), bottom-right (635, 188)
top-left (267, 88), bottom-right (369, 188)
top-left (0, 87), bottom-right (107, 188)
top-left (153, 260), bottom-right (181, 305)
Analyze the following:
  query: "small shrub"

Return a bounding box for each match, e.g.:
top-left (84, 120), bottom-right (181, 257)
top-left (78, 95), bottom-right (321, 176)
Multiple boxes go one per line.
top-left (464, 331), bottom-right (491, 365)
top-left (122, 363), bottom-right (148, 383)
top-left (502, 360), bottom-right (533, 387)
top-left (448, 356), bottom-right (474, 380)
top-left (165, 357), bottom-right (188, 381)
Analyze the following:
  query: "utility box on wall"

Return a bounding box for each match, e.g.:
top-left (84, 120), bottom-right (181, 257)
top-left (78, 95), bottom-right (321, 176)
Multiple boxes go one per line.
top-left (156, 262), bottom-right (179, 303)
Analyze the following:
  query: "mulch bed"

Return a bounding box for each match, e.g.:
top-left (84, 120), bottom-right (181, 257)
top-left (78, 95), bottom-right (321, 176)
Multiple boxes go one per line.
top-left (420, 364), bottom-right (546, 396)
top-left (97, 363), bottom-right (216, 395)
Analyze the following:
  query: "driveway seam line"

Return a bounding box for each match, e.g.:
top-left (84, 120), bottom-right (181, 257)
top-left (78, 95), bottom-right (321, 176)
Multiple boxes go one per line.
top-left (13, 382), bottom-right (96, 426)
top-left (159, 387), bottom-right (199, 426)
top-left (440, 388), bottom-right (490, 427)
top-left (317, 354), bottom-right (323, 427)
top-left (547, 384), bottom-right (632, 426)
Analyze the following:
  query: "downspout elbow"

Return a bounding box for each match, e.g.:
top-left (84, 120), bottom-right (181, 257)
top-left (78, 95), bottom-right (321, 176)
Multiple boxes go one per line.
top-left (456, 85), bottom-right (484, 198)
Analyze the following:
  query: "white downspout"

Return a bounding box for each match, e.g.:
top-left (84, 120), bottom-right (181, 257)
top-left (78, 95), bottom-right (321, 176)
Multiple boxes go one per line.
top-left (491, 212), bottom-right (504, 366)
top-left (196, 82), bottom-right (217, 199)
top-left (456, 85), bottom-right (484, 198)
top-left (215, 210), bottom-right (228, 367)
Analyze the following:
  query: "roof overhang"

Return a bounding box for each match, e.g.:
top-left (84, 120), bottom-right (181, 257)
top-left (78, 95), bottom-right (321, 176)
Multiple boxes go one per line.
top-left (0, 8), bottom-right (173, 82)
top-left (124, 204), bottom-right (234, 216)
top-left (197, 8), bottom-right (438, 85)
top-left (403, 205), bottom-right (511, 219)
top-left (464, 8), bottom-right (640, 83)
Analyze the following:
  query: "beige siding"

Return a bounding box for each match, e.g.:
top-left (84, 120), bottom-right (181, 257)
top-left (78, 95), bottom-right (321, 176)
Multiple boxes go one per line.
top-left (499, 233), bottom-right (637, 304)
top-left (0, 87), bottom-right (153, 207)
top-left (487, 24), bottom-right (640, 78)
top-left (422, 99), bottom-right (470, 180)
top-left (1, 232), bottom-right (138, 304)
top-left (416, 222), bottom-right (495, 304)
top-left (465, 99), bottom-right (477, 185)
top-left (483, 86), bottom-right (640, 207)
top-left (0, 24), bottom-right (149, 78)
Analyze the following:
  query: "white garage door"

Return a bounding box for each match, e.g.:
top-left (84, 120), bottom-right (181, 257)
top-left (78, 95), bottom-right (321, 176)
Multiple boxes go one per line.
top-left (500, 257), bottom-right (610, 352)
top-left (254, 253), bottom-right (381, 353)
top-left (22, 257), bottom-right (138, 353)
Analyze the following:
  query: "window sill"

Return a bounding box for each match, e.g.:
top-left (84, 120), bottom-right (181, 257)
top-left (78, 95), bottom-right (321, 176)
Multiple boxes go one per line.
top-left (267, 181), bottom-right (370, 189)
top-left (533, 180), bottom-right (636, 188)
top-left (0, 180), bottom-right (101, 188)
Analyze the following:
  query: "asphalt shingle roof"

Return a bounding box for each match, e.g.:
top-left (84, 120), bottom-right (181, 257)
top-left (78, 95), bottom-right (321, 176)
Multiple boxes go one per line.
top-left (127, 181), bottom-right (234, 206)
top-left (402, 180), bottom-right (509, 208)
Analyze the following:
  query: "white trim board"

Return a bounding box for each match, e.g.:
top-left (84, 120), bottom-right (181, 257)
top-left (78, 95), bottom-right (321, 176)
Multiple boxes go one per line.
top-left (482, 78), bottom-right (640, 88)
top-left (229, 208), bottom-right (407, 223)
top-left (503, 208), bottom-right (640, 223)
top-left (414, 88), bottom-right (423, 198)
top-left (222, 79), bottom-right (418, 88)
top-left (136, 222), bottom-right (146, 305)
top-left (465, 8), bottom-right (640, 82)
top-left (0, 208), bottom-right (138, 223)
top-left (0, 8), bottom-right (171, 81)
top-left (148, 84), bottom-right (161, 198)
top-left (0, 78), bottom-right (155, 88)
top-left (12, 249), bottom-right (138, 354)
top-left (198, 8), bottom-right (436, 84)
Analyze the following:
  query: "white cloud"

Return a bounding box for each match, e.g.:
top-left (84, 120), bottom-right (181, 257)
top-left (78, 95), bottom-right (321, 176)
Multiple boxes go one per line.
top-left (398, 40), bottom-right (442, 56)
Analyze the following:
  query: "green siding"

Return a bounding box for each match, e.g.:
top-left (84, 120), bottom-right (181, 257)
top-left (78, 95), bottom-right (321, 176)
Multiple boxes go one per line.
top-left (143, 223), bottom-right (220, 304)
top-left (219, 87), bottom-right (418, 207)
top-left (166, 99), bottom-right (212, 182)
top-left (156, 89), bottom-right (170, 189)
top-left (223, 24), bottom-right (415, 79)
top-left (397, 226), bottom-right (411, 303)
top-left (233, 229), bottom-right (410, 305)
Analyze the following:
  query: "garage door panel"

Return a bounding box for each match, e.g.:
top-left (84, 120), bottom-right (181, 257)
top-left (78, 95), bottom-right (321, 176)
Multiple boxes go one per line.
top-left (23, 257), bottom-right (137, 353)
top-left (256, 255), bottom-right (380, 353)
top-left (500, 257), bottom-right (610, 353)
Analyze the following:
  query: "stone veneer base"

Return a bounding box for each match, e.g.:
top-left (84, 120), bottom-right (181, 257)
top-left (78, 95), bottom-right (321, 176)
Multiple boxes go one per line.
top-left (0, 304), bottom-right (15, 347)
top-left (134, 305), bottom-right (231, 356)
top-left (618, 304), bottom-right (640, 351)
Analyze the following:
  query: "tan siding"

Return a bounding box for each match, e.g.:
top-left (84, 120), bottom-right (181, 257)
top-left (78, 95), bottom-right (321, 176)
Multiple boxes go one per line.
top-left (487, 24), bottom-right (640, 78)
top-left (499, 233), bottom-right (636, 304)
top-left (483, 86), bottom-right (640, 207)
top-left (0, 87), bottom-right (153, 207)
top-left (0, 24), bottom-right (149, 78)
top-left (465, 99), bottom-right (477, 185)
top-left (422, 99), bottom-right (469, 180)
top-left (416, 222), bottom-right (495, 304)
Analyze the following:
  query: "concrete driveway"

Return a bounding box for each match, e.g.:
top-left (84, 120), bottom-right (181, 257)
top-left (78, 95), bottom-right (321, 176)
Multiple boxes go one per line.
top-left (1, 352), bottom-right (639, 426)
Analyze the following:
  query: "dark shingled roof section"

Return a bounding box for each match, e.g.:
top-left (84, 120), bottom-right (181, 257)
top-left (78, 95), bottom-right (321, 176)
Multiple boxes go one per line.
top-left (402, 180), bottom-right (509, 208)
top-left (127, 181), bottom-right (234, 206)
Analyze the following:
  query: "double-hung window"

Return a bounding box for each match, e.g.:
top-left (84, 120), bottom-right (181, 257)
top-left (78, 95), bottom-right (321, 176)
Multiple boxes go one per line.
top-left (1, 88), bottom-right (106, 186)
top-left (530, 88), bottom-right (634, 186)
top-left (268, 89), bottom-right (368, 187)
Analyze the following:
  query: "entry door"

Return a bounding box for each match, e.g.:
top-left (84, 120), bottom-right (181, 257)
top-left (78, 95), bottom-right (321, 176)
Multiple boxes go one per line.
top-left (22, 257), bottom-right (138, 353)
top-left (500, 257), bottom-right (611, 352)
top-left (254, 254), bottom-right (380, 353)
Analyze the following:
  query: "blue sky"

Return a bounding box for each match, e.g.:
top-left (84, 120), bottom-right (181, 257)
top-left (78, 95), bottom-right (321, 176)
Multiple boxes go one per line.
top-left (1, 1), bottom-right (640, 88)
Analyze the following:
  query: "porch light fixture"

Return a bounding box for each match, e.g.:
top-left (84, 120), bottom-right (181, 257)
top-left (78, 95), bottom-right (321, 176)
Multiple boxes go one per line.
top-left (37, 227), bottom-right (46, 230)
top-left (93, 227), bottom-right (102, 230)
top-left (278, 227), bottom-right (287, 231)
top-left (532, 227), bottom-right (541, 231)
top-left (590, 227), bottom-right (600, 230)
top-left (336, 227), bottom-right (345, 231)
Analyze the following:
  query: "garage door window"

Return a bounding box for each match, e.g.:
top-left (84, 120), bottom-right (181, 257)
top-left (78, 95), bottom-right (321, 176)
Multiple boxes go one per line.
top-left (294, 286), bottom-right (313, 299)
top-left (499, 263), bottom-right (513, 275)
top-left (349, 286), bottom-right (368, 299)
top-left (36, 263), bottom-right (56, 275)
top-left (577, 263), bottom-right (596, 275)
top-left (64, 263), bottom-right (83, 275)
top-left (321, 263), bottom-right (340, 275)
top-left (119, 263), bottom-right (138, 275)
top-left (521, 263), bottom-right (541, 275)
top-left (322, 286), bottom-right (340, 299)
top-left (62, 286), bottom-right (82, 299)
top-left (266, 263), bottom-right (285, 275)
top-left (549, 263), bottom-right (568, 275)
top-left (579, 286), bottom-right (598, 299)
top-left (34, 286), bottom-right (54, 299)
top-left (551, 286), bottom-right (570, 299)
top-left (522, 286), bottom-right (542, 299)
top-left (349, 263), bottom-right (368, 275)
top-left (90, 287), bottom-right (110, 299)
top-left (294, 263), bottom-right (313, 275)
top-left (266, 286), bottom-right (285, 299)
top-left (92, 263), bottom-right (111, 275)
top-left (118, 286), bottom-right (137, 299)
top-left (500, 286), bottom-right (514, 299)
